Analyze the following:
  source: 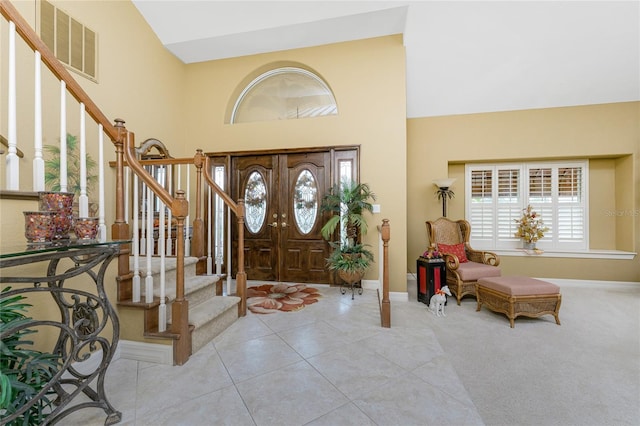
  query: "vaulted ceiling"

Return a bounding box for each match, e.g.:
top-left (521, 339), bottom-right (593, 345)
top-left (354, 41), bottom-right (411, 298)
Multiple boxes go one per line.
top-left (132, 1), bottom-right (639, 118)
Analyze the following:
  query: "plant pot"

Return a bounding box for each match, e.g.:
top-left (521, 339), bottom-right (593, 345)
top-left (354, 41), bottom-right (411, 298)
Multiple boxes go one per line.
top-left (338, 269), bottom-right (365, 285)
top-left (523, 241), bottom-right (536, 250)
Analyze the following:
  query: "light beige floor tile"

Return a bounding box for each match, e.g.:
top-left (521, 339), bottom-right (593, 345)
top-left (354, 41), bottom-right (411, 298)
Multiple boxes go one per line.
top-left (213, 313), bottom-right (275, 348)
top-left (235, 360), bottom-right (348, 426)
top-left (216, 333), bottom-right (303, 383)
top-left (134, 348), bottom-right (233, 419)
top-left (307, 340), bottom-right (407, 400)
top-left (305, 402), bottom-right (377, 426)
top-left (277, 320), bottom-right (351, 358)
top-left (357, 326), bottom-right (445, 370)
top-left (136, 385), bottom-right (254, 426)
top-left (353, 373), bottom-right (484, 426)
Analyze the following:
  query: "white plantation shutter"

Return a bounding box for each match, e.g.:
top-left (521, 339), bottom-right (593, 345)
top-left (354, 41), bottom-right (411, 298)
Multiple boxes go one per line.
top-left (469, 169), bottom-right (494, 242)
top-left (557, 167), bottom-right (585, 247)
top-left (497, 168), bottom-right (521, 243)
top-left (467, 161), bottom-right (587, 250)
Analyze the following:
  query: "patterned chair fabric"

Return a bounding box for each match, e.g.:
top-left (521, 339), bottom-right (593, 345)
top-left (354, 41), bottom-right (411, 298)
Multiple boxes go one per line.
top-left (425, 217), bottom-right (501, 305)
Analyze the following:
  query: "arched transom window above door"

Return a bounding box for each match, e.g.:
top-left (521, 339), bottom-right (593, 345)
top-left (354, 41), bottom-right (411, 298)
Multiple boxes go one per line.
top-left (231, 67), bottom-right (338, 123)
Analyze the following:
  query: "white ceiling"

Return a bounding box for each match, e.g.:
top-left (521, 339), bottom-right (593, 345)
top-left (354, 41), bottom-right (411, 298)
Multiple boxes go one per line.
top-left (132, 1), bottom-right (640, 118)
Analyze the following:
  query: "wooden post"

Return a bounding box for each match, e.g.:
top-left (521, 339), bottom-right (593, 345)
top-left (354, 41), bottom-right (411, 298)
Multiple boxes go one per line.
top-left (171, 190), bottom-right (191, 365)
top-left (113, 119), bottom-right (132, 301)
top-left (381, 219), bottom-right (391, 328)
top-left (236, 199), bottom-right (247, 317)
top-left (192, 149), bottom-right (204, 263)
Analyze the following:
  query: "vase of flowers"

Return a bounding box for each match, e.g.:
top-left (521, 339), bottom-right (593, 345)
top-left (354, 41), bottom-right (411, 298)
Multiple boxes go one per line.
top-left (514, 205), bottom-right (549, 249)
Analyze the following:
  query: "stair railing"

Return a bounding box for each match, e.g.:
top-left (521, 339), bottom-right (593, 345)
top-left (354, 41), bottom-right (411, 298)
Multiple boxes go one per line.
top-left (199, 152), bottom-right (247, 316)
top-left (0, 0), bottom-right (192, 364)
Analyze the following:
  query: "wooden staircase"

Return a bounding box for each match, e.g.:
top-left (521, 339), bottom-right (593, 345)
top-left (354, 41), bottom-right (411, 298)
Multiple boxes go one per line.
top-left (119, 256), bottom-right (240, 357)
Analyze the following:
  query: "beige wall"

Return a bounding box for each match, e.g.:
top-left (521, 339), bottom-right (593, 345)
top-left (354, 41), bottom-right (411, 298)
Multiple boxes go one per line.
top-left (3, 2), bottom-right (409, 292)
top-left (407, 102), bottom-right (640, 282)
top-left (182, 35), bottom-right (408, 291)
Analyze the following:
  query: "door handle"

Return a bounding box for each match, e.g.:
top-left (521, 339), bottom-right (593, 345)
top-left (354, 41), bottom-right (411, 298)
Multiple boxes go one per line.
top-left (281, 222), bottom-right (287, 228)
top-left (268, 222), bottom-right (278, 228)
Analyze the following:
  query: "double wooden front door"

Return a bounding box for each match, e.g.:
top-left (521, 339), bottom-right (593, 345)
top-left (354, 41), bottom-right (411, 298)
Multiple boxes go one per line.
top-left (231, 151), bottom-right (333, 283)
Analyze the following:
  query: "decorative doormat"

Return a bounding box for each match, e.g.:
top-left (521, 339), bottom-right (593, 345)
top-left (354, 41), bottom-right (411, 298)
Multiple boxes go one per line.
top-left (247, 283), bottom-right (322, 314)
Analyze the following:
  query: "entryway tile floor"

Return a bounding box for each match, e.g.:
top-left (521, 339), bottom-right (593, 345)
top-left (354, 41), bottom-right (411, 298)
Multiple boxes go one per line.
top-left (66, 283), bottom-right (482, 426)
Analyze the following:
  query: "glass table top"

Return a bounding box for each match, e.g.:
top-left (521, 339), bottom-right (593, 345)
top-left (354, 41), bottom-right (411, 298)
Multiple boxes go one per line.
top-left (0, 239), bottom-right (130, 259)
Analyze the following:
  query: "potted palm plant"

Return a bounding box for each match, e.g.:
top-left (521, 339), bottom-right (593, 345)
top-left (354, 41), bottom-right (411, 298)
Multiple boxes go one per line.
top-left (320, 180), bottom-right (376, 287)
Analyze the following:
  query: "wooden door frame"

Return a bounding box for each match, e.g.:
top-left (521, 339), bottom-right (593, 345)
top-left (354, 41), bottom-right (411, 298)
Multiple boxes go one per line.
top-left (206, 145), bottom-right (360, 281)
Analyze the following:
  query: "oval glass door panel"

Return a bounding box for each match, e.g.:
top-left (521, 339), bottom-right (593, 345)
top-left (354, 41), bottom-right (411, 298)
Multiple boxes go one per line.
top-left (293, 169), bottom-right (318, 235)
top-left (244, 171), bottom-right (267, 233)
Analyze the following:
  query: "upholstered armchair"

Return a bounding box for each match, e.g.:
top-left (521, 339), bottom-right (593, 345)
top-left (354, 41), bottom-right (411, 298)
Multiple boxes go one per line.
top-left (425, 218), bottom-right (501, 305)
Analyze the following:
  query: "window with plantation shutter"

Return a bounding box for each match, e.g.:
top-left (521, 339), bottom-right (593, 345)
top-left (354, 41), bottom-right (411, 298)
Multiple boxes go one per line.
top-left (466, 161), bottom-right (588, 250)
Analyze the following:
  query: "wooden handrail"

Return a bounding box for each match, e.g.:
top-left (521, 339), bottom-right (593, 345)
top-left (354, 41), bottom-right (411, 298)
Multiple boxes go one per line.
top-left (121, 125), bottom-right (173, 209)
top-left (199, 150), bottom-right (247, 316)
top-left (0, 0), bottom-right (118, 143)
top-left (1, 134), bottom-right (23, 157)
top-left (201, 153), bottom-right (238, 214)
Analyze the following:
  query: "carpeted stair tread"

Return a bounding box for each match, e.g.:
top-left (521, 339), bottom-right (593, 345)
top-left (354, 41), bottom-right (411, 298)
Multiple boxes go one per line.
top-left (188, 296), bottom-right (240, 328)
top-left (130, 256), bottom-right (199, 275)
top-left (156, 274), bottom-right (224, 302)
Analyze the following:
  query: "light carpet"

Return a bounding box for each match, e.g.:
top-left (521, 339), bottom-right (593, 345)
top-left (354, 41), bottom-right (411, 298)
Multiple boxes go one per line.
top-left (419, 279), bottom-right (640, 426)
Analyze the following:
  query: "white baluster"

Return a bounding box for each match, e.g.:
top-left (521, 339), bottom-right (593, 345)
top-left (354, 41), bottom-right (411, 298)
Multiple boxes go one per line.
top-left (158, 202), bottom-right (166, 332)
top-left (227, 205), bottom-right (232, 294)
top-left (6, 21), bottom-right (19, 190)
top-left (33, 51), bottom-right (45, 191)
top-left (185, 168), bottom-right (191, 256)
top-left (140, 184), bottom-right (147, 255)
top-left (59, 81), bottom-right (67, 192)
top-left (79, 103), bottom-right (88, 217)
top-left (98, 126), bottom-right (107, 242)
top-left (124, 163), bottom-right (129, 224)
top-left (145, 182), bottom-right (154, 304)
top-left (166, 166), bottom-right (173, 256)
top-left (132, 173), bottom-right (140, 302)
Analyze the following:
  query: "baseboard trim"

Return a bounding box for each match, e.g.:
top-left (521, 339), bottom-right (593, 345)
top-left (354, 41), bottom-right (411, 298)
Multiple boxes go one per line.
top-left (361, 279), bottom-right (379, 290)
top-left (118, 340), bottom-right (173, 365)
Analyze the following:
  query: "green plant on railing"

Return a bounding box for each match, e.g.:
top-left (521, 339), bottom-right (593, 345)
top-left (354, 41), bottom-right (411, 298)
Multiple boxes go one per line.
top-left (0, 287), bottom-right (62, 425)
top-left (44, 133), bottom-right (97, 198)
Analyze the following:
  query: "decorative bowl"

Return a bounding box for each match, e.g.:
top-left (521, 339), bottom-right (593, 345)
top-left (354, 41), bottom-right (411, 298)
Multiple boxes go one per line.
top-left (39, 191), bottom-right (74, 214)
top-left (24, 211), bottom-right (56, 243)
top-left (51, 212), bottom-right (74, 239)
top-left (74, 217), bottom-right (99, 240)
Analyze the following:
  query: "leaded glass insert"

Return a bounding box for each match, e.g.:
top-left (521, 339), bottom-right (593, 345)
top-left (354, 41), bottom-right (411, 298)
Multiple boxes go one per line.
top-left (244, 171), bottom-right (267, 234)
top-left (293, 170), bottom-right (318, 235)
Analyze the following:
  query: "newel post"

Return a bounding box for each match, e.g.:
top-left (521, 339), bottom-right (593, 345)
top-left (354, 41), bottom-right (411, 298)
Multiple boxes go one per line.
top-left (192, 149), bottom-right (204, 261)
top-left (236, 199), bottom-right (247, 317)
top-left (381, 219), bottom-right (391, 328)
top-left (113, 118), bottom-right (132, 301)
top-left (171, 190), bottom-right (191, 365)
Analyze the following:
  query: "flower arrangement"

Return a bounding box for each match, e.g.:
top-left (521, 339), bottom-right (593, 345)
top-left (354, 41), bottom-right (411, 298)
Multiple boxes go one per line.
top-left (514, 204), bottom-right (549, 243)
top-left (421, 246), bottom-right (442, 260)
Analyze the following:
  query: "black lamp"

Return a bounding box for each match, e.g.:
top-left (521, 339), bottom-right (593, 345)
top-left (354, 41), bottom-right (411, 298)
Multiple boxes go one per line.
top-left (433, 178), bottom-right (456, 217)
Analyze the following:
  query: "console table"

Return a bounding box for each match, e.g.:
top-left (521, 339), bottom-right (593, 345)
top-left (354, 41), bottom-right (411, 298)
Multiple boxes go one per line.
top-left (0, 239), bottom-right (127, 425)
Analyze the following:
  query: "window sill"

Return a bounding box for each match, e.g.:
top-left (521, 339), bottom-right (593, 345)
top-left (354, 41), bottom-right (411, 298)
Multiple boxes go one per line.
top-left (492, 249), bottom-right (636, 260)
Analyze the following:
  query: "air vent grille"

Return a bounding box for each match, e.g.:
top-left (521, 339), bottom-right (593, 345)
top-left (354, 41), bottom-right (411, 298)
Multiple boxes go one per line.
top-left (40, 1), bottom-right (97, 81)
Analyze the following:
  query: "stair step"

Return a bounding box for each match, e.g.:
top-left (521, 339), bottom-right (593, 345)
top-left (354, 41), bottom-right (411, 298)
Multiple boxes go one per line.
top-left (187, 296), bottom-right (240, 353)
top-left (130, 256), bottom-right (199, 282)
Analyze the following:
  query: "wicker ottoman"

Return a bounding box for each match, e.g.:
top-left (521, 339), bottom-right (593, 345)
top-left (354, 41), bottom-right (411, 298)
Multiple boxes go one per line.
top-left (476, 276), bottom-right (561, 328)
